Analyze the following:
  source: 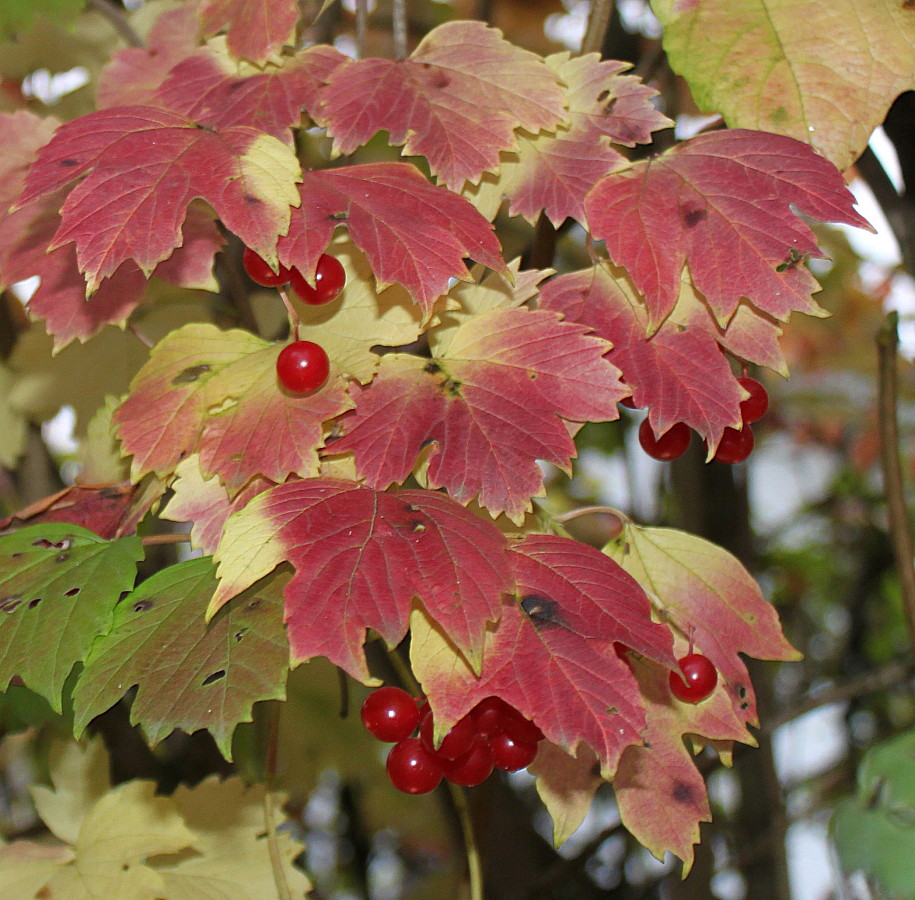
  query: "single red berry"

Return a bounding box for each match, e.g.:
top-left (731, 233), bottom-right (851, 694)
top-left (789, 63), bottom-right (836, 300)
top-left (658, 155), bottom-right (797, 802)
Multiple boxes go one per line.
top-left (420, 709), bottom-right (476, 761)
top-left (386, 738), bottom-right (443, 794)
top-left (638, 419), bottom-right (691, 461)
top-left (361, 687), bottom-right (419, 743)
top-left (738, 377), bottom-right (769, 424)
top-left (289, 254), bottom-right (346, 305)
top-left (712, 426), bottom-right (754, 464)
top-left (470, 697), bottom-right (514, 737)
top-left (501, 708), bottom-right (544, 744)
top-left (669, 653), bottom-right (717, 703)
top-left (490, 731), bottom-right (539, 771)
top-left (276, 341), bottom-right (330, 394)
top-left (242, 247), bottom-right (291, 287)
top-left (443, 736), bottom-right (495, 787)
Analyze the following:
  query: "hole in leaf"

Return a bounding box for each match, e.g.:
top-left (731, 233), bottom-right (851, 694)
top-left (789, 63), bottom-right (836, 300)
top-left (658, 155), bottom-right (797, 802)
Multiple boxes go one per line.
top-left (234, 628), bottom-right (248, 642)
top-left (65, 587), bottom-right (80, 597)
top-left (202, 670), bottom-right (226, 686)
top-left (28, 598), bottom-right (42, 609)
top-left (520, 594), bottom-right (562, 628)
top-left (133, 599), bottom-right (154, 612)
top-left (0, 596), bottom-right (23, 613)
top-left (247, 599), bottom-right (261, 610)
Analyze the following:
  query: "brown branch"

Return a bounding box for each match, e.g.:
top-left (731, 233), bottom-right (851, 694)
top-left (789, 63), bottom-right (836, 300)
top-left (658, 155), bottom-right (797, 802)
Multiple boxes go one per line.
top-left (86, 0), bottom-right (143, 47)
top-left (140, 532), bottom-right (191, 546)
top-left (877, 312), bottom-right (915, 654)
top-left (355, 0), bottom-right (369, 58)
top-left (581, 0), bottom-right (613, 56)
top-left (392, 0), bottom-right (408, 58)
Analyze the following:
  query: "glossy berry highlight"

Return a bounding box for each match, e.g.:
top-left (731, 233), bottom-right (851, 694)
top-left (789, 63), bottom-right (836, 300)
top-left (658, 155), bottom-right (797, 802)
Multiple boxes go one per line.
top-left (242, 247), bottom-right (291, 287)
top-left (638, 419), bottom-right (691, 461)
top-left (290, 254), bottom-right (346, 305)
top-left (490, 731), bottom-right (539, 771)
top-left (361, 687), bottom-right (420, 743)
top-left (669, 653), bottom-right (718, 703)
top-left (276, 341), bottom-right (330, 394)
top-left (386, 738), bottom-right (443, 794)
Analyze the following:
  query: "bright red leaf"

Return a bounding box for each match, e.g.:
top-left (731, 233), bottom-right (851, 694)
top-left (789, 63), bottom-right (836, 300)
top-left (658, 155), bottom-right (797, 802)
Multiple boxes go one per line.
top-left (412, 536), bottom-right (676, 777)
top-left (199, 0), bottom-right (299, 64)
top-left (539, 266), bottom-right (744, 447)
top-left (17, 106), bottom-right (301, 292)
top-left (333, 307), bottom-right (625, 520)
top-left (318, 20), bottom-right (566, 190)
top-left (211, 479), bottom-right (513, 681)
top-left (278, 163), bottom-right (505, 310)
top-left (157, 43), bottom-right (347, 138)
top-left (585, 129), bottom-right (872, 327)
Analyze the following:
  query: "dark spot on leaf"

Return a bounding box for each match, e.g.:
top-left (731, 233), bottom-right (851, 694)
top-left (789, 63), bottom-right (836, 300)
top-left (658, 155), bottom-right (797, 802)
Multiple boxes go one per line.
top-left (683, 207), bottom-right (707, 228)
top-left (247, 598), bottom-right (261, 610)
top-left (11, 552), bottom-right (22, 559)
top-left (244, 194), bottom-right (262, 205)
top-left (65, 587), bottom-right (80, 597)
top-left (606, 706), bottom-right (619, 715)
top-left (520, 594), bottom-right (563, 628)
top-left (529, 372), bottom-right (537, 380)
top-left (410, 519), bottom-right (426, 533)
top-left (230, 453), bottom-right (243, 462)
top-left (0, 596), bottom-right (22, 613)
top-left (234, 628), bottom-right (248, 642)
top-left (227, 79), bottom-right (244, 91)
top-left (424, 361), bottom-right (442, 375)
top-left (122, 863), bottom-right (130, 871)
top-left (28, 598), bottom-right (41, 609)
top-left (673, 782), bottom-right (692, 804)
top-left (55, 553), bottom-right (69, 563)
top-left (445, 378), bottom-right (462, 396)
top-left (100, 486), bottom-right (121, 499)
top-left (597, 89), bottom-right (610, 102)
top-left (178, 450), bottom-right (187, 460)
top-left (403, 503), bottom-right (420, 512)
top-left (329, 212), bottom-right (348, 221)
top-left (740, 701), bottom-right (750, 710)
top-left (133, 599), bottom-right (153, 613)
top-left (602, 97), bottom-right (617, 116)
top-left (737, 685), bottom-right (747, 699)
top-left (61, 159), bottom-right (79, 166)
top-left (172, 364), bottom-right (211, 385)
top-left (202, 670), bottom-right (226, 686)
top-left (420, 62), bottom-right (432, 69)
top-left (32, 538), bottom-right (54, 549)
top-left (434, 73), bottom-right (450, 89)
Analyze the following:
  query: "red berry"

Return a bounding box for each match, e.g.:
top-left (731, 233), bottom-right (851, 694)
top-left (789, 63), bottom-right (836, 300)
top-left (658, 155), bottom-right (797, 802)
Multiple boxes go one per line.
top-left (361, 687), bottom-right (419, 743)
top-left (242, 247), bottom-right (290, 287)
top-left (501, 708), bottom-right (544, 744)
top-left (712, 426), bottom-right (754, 464)
top-left (420, 708), bottom-right (476, 760)
top-left (490, 731), bottom-right (539, 771)
top-left (276, 341), bottom-right (329, 394)
top-left (386, 738), bottom-right (443, 794)
top-left (738, 377), bottom-right (769, 424)
top-left (443, 736), bottom-right (494, 787)
top-left (638, 419), bottom-right (691, 461)
top-left (289, 254), bottom-right (346, 305)
top-left (470, 697), bottom-right (514, 737)
top-left (669, 653), bottom-right (717, 703)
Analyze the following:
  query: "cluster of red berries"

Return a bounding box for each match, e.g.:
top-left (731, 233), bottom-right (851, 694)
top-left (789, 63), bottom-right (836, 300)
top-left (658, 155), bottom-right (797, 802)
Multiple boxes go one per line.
top-left (632, 376), bottom-right (769, 465)
top-left (361, 687), bottom-right (545, 795)
top-left (243, 248), bottom-right (346, 395)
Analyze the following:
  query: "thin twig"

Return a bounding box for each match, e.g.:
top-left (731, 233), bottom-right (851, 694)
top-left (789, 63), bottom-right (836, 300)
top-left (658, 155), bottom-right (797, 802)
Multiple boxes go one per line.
top-left (581, 0), bottom-right (613, 56)
top-left (765, 659), bottom-right (915, 732)
top-left (552, 504), bottom-right (628, 524)
top-left (336, 666), bottom-right (350, 718)
top-left (355, 0), bottom-right (369, 58)
top-left (447, 781), bottom-right (483, 900)
top-left (263, 702), bottom-right (293, 900)
top-left (140, 532), bottom-right (191, 546)
top-left (876, 311), bottom-right (915, 654)
top-left (126, 322), bottom-right (154, 349)
top-left (392, 0), bottom-right (408, 58)
top-left (87, 0), bottom-right (143, 47)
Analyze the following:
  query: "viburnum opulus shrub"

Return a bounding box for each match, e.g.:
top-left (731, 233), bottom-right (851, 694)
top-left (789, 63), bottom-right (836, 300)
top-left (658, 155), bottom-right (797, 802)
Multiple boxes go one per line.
top-left (0, 0), bottom-right (873, 876)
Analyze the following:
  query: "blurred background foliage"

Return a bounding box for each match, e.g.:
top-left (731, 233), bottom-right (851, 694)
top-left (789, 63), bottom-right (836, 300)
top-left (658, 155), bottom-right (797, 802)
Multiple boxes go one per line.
top-left (1, 1), bottom-right (914, 898)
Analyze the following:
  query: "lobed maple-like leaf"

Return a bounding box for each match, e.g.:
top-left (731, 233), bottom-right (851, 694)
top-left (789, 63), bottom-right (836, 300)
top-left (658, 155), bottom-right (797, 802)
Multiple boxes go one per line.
top-left (333, 305), bottom-right (625, 520)
top-left (158, 41), bottom-right (348, 138)
top-left (652, 0), bottom-right (915, 171)
top-left (318, 20), bottom-right (567, 190)
top-left (211, 478), bottom-right (513, 681)
top-left (411, 536), bottom-right (676, 777)
top-left (467, 53), bottom-right (671, 227)
top-left (539, 265), bottom-right (745, 448)
top-left (606, 523), bottom-right (801, 726)
top-left (96, 3), bottom-right (201, 109)
top-left (0, 523), bottom-right (143, 710)
top-left (278, 163), bottom-right (505, 311)
top-left (17, 105), bottom-right (301, 292)
top-left (199, 0), bottom-right (299, 64)
top-left (585, 129), bottom-right (872, 327)
top-left (73, 558), bottom-right (290, 759)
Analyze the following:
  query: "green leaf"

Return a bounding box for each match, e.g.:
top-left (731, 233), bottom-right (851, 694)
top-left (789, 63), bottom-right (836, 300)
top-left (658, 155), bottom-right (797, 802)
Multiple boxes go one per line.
top-left (73, 558), bottom-right (290, 759)
top-left (0, 523), bottom-right (142, 711)
top-left (0, 0), bottom-right (84, 40)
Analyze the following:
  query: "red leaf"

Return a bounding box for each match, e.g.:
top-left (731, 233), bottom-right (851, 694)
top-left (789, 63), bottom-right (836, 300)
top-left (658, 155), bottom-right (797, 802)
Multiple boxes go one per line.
top-left (585, 129), bottom-right (872, 327)
top-left (97, 4), bottom-right (201, 109)
top-left (413, 536), bottom-right (676, 777)
top-left (211, 479), bottom-right (513, 680)
top-left (158, 43), bottom-right (347, 138)
top-left (278, 164), bottom-right (505, 310)
top-left (199, 0), bottom-right (299, 64)
top-left (17, 106), bottom-right (301, 292)
top-left (540, 266), bottom-right (744, 446)
top-left (318, 21), bottom-right (566, 190)
top-left (333, 307), bottom-right (624, 520)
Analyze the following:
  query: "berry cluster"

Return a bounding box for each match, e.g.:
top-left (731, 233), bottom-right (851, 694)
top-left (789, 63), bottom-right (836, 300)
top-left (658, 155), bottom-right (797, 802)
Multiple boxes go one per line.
top-left (361, 687), bottom-right (545, 795)
top-left (633, 376), bottom-right (769, 465)
top-left (243, 249), bottom-right (346, 396)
